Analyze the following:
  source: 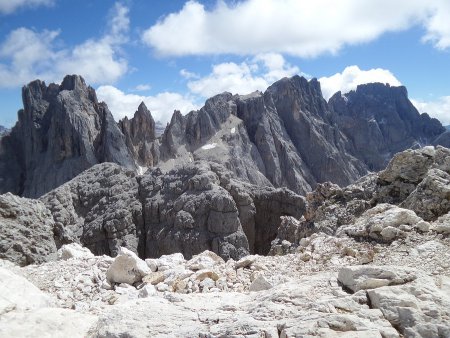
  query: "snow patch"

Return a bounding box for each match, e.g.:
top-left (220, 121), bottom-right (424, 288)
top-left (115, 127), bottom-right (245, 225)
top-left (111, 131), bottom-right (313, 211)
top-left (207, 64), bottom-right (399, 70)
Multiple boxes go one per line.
top-left (137, 165), bottom-right (148, 176)
top-left (231, 127), bottom-right (236, 134)
top-left (201, 143), bottom-right (217, 150)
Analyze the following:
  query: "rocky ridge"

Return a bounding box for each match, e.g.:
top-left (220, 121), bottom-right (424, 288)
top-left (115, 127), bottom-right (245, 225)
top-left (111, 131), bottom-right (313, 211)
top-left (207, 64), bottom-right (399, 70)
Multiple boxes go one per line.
top-left (270, 145), bottom-right (450, 254)
top-left (0, 146), bottom-right (449, 337)
top-left (1, 159), bottom-right (305, 265)
top-left (1, 75), bottom-right (447, 198)
top-left (329, 83), bottom-right (444, 171)
top-left (0, 125), bottom-right (8, 137)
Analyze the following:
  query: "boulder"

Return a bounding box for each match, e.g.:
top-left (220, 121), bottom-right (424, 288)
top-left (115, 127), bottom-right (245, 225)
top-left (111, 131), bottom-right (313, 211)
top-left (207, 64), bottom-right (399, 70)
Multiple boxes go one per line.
top-left (249, 275), bottom-right (272, 292)
top-left (339, 204), bottom-right (423, 242)
top-left (431, 212), bottom-right (450, 234)
top-left (338, 265), bottom-right (417, 293)
top-left (401, 168), bottom-right (450, 221)
top-left (0, 267), bottom-right (53, 314)
top-left (367, 277), bottom-right (450, 337)
top-left (186, 250), bottom-right (225, 271)
top-left (143, 271), bottom-right (166, 286)
top-left (57, 243), bottom-right (94, 261)
top-left (106, 247), bottom-right (150, 285)
top-left (155, 253), bottom-right (185, 270)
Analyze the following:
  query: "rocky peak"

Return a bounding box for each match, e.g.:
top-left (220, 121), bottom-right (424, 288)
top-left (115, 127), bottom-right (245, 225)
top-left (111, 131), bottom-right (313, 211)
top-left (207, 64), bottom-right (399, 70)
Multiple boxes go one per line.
top-left (159, 110), bottom-right (186, 160)
top-left (185, 92), bottom-right (236, 145)
top-left (329, 82), bottom-right (445, 171)
top-left (119, 102), bottom-right (157, 167)
top-left (159, 93), bottom-right (236, 161)
top-left (120, 101), bottom-right (156, 142)
top-left (0, 75), bottom-right (135, 197)
top-left (266, 76), bottom-right (327, 117)
top-left (60, 74), bottom-right (87, 92)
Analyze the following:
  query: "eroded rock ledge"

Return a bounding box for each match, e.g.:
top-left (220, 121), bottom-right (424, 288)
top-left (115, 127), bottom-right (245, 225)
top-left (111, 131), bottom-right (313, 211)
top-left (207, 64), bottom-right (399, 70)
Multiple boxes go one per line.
top-left (1, 160), bottom-right (305, 264)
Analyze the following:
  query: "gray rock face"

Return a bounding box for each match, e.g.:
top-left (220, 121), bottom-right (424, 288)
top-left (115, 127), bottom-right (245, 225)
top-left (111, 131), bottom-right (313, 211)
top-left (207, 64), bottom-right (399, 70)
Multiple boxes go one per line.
top-left (262, 77), bottom-right (366, 188)
top-left (329, 83), bottom-right (445, 171)
top-left (41, 163), bottom-right (144, 257)
top-left (40, 160), bottom-right (305, 260)
top-left (158, 77), bottom-right (447, 196)
top-left (400, 168), bottom-right (450, 221)
top-left (377, 146), bottom-right (450, 221)
top-left (159, 77), bottom-right (367, 195)
top-left (0, 125), bottom-right (8, 137)
top-left (433, 130), bottom-right (450, 148)
top-left (0, 75), bottom-right (136, 198)
top-left (0, 193), bottom-right (57, 266)
top-left (119, 102), bottom-right (159, 167)
top-left (139, 161), bottom-right (250, 260)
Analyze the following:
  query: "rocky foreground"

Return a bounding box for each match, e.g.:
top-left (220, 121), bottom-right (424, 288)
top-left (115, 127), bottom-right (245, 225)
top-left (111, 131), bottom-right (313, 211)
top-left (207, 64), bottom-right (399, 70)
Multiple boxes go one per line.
top-left (1, 227), bottom-right (449, 337)
top-left (1, 146), bottom-right (450, 337)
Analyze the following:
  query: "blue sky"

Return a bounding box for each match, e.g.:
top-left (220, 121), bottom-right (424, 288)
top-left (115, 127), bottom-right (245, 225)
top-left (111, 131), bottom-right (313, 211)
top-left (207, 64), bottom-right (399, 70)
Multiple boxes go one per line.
top-left (0, 0), bottom-right (449, 127)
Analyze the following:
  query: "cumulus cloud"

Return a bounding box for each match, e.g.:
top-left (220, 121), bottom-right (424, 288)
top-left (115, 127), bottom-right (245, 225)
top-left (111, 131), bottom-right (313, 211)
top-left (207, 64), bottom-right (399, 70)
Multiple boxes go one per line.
top-left (0, 0), bottom-right (53, 14)
top-left (422, 2), bottom-right (450, 49)
top-left (133, 84), bottom-right (152, 92)
top-left (187, 53), bottom-right (299, 97)
top-left (319, 66), bottom-right (402, 100)
top-left (99, 52), bottom-right (298, 122)
top-left (180, 69), bottom-right (199, 80)
top-left (0, 2), bottom-right (129, 88)
top-left (96, 85), bottom-right (199, 124)
top-left (412, 97), bottom-right (450, 125)
top-left (142, 0), bottom-right (450, 57)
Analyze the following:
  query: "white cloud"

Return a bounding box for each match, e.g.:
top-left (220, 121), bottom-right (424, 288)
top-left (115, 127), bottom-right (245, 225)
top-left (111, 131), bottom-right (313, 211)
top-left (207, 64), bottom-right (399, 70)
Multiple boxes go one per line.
top-left (100, 53), bottom-right (298, 121)
top-left (0, 2), bottom-right (129, 88)
top-left (187, 53), bottom-right (299, 97)
top-left (96, 85), bottom-right (198, 124)
top-left (0, 28), bottom-right (59, 86)
top-left (412, 97), bottom-right (450, 125)
top-left (422, 2), bottom-right (450, 49)
top-left (142, 0), bottom-right (450, 57)
top-left (252, 53), bottom-right (300, 83)
top-left (180, 69), bottom-right (199, 79)
top-left (319, 66), bottom-right (402, 100)
top-left (0, 0), bottom-right (53, 14)
top-left (134, 84), bottom-right (152, 92)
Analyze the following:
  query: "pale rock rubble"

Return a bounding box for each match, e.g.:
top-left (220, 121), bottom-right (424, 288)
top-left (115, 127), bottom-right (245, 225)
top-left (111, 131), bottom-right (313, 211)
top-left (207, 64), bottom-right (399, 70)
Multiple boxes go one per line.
top-left (1, 215), bottom-right (449, 337)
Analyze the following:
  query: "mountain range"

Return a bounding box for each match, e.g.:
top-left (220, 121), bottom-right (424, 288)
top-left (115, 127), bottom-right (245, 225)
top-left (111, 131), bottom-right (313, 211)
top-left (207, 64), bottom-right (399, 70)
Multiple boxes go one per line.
top-left (1, 75), bottom-right (450, 337)
top-left (0, 74), bottom-right (447, 198)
